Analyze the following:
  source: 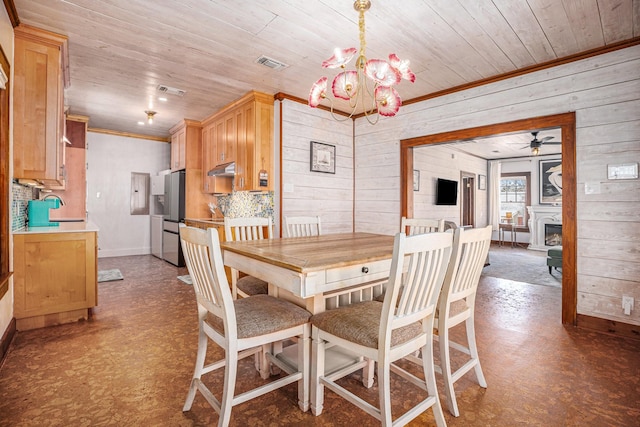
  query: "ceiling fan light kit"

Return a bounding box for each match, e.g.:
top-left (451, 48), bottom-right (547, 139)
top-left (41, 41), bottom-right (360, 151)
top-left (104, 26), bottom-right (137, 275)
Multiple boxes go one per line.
top-left (527, 131), bottom-right (562, 155)
top-left (308, 0), bottom-right (415, 124)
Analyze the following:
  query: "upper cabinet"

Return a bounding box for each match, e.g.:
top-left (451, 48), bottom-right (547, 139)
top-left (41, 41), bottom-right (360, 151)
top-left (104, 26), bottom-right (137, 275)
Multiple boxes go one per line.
top-left (170, 123), bottom-right (187, 171)
top-left (201, 91), bottom-right (273, 193)
top-left (13, 24), bottom-right (69, 187)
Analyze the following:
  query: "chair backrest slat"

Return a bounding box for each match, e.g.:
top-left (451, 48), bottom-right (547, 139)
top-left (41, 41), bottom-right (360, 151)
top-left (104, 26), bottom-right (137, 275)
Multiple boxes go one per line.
top-left (179, 224), bottom-right (235, 326)
top-left (441, 225), bottom-right (492, 310)
top-left (381, 232), bottom-right (453, 340)
top-left (401, 217), bottom-right (445, 235)
top-left (283, 216), bottom-right (322, 237)
top-left (224, 217), bottom-right (274, 242)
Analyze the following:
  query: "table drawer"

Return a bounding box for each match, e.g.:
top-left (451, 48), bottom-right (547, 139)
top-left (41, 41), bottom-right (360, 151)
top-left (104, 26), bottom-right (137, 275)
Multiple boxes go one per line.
top-left (325, 258), bottom-right (391, 286)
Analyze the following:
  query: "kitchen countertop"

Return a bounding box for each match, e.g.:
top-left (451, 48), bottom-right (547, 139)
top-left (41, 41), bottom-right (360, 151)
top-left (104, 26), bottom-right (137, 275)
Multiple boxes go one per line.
top-left (184, 218), bottom-right (225, 226)
top-left (13, 220), bottom-right (100, 234)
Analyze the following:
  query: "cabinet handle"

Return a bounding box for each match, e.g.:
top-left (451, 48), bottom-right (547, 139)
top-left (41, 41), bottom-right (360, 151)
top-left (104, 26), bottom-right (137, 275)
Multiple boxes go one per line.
top-left (362, 266), bottom-right (369, 273)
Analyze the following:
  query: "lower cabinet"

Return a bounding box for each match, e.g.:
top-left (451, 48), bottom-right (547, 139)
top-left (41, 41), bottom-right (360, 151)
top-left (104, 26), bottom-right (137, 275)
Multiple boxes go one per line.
top-left (13, 231), bottom-right (98, 330)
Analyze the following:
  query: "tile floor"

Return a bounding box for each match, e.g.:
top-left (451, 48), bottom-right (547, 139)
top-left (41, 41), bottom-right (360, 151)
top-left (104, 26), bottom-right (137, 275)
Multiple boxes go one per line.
top-left (0, 253), bottom-right (639, 426)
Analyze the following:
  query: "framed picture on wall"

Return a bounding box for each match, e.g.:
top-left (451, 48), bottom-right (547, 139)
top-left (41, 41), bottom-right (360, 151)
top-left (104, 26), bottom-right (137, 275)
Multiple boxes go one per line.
top-left (478, 174), bottom-right (486, 190)
top-left (539, 159), bottom-right (562, 205)
top-left (310, 141), bottom-right (335, 174)
top-left (413, 170), bottom-right (420, 191)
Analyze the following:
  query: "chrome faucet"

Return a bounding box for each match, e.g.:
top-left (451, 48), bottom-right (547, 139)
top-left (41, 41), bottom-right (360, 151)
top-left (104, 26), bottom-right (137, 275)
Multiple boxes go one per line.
top-left (42, 194), bottom-right (65, 206)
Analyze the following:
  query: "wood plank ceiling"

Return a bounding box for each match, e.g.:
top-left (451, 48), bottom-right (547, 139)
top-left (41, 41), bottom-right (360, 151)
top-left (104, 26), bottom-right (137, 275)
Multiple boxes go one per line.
top-left (12, 0), bottom-right (640, 144)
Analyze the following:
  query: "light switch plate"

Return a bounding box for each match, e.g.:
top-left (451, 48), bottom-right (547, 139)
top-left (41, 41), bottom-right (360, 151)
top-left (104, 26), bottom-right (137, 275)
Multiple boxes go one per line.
top-left (584, 182), bottom-right (601, 194)
top-left (607, 163), bottom-right (638, 180)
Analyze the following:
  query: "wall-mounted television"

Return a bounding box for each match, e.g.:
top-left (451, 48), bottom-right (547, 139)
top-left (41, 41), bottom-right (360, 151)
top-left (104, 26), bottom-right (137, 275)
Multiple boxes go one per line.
top-left (436, 178), bottom-right (458, 205)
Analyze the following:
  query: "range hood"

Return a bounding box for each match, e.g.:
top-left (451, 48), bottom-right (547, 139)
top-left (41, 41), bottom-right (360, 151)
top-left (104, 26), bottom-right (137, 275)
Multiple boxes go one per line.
top-left (207, 162), bottom-right (235, 177)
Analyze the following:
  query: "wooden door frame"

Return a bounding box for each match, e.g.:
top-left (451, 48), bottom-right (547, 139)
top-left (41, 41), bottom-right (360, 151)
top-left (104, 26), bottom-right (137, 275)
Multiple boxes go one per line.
top-left (460, 171), bottom-right (476, 227)
top-left (401, 112), bottom-right (577, 325)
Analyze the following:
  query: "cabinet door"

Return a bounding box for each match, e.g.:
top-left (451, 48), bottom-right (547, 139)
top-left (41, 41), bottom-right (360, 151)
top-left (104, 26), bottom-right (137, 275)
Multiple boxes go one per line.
top-left (13, 232), bottom-right (97, 320)
top-left (220, 112), bottom-right (237, 164)
top-left (13, 35), bottom-right (64, 182)
top-left (202, 121), bottom-right (232, 194)
top-left (235, 106), bottom-right (248, 190)
top-left (171, 127), bottom-right (186, 171)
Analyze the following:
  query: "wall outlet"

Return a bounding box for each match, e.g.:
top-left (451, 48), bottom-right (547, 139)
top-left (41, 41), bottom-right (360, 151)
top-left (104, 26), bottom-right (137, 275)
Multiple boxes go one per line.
top-left (622, 295), bottom-right (634, 315)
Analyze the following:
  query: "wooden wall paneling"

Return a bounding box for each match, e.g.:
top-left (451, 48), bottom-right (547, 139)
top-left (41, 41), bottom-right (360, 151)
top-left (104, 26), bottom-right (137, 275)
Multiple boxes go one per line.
top-left (280, 100), bottom-right (353, 233)
top-left (578, 220), bottom-right (640, 242)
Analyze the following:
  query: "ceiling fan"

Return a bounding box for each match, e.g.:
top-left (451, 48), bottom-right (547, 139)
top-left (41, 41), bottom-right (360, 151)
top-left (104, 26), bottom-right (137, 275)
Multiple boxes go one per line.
top-left (524, 131), bottom-right (562, 155)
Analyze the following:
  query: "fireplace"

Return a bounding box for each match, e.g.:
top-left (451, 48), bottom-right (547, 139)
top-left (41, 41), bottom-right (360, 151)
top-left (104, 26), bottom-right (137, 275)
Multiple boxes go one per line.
top-left (545, 224), bottom-right (562, 246)
top-left (527, 205), bottom-right (561, 251)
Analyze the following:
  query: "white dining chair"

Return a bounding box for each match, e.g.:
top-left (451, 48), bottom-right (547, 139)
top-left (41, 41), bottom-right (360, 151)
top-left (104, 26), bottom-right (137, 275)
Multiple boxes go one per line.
top-left (283, 215), bottom-right (322, 237)
top-left (401, 216), bottom-right (445, 235)
top-left (406, 225), bottom-right (492, 417)
top-left (224, 217), bottom-right (274, 298)
top-left (310, 231), bottom-right (453, 426)
top-left (179, 224), bottom-right (311, 426)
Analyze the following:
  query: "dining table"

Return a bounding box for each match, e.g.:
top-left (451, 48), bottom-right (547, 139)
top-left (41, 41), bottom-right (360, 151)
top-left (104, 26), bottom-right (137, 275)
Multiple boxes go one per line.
top-left (220, 232), bottom-right (396, 314)
top-left (220, 231), bottom-right (396, 401)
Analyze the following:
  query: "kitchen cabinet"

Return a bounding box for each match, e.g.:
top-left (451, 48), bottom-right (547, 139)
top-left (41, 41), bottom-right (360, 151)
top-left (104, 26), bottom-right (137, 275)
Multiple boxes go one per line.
top-left (13, 24), bottom-right (69, 187)
top-left (169, 119), bottom-right (217, 218)
top-left (201, 120), bottom-right (232, 194)
top-left (170, 124), bottom-right (186, 171)
top-left (201, 91), bottom-right (273, 193)
top-left (13, 225), bottom-right (98, 331)
top-left (49, 115), bottom-right (89, 219)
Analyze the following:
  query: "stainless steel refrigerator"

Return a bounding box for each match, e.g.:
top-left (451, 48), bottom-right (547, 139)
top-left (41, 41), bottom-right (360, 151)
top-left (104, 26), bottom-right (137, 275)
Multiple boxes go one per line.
top-left (162, 170), bottom-right (185, 266)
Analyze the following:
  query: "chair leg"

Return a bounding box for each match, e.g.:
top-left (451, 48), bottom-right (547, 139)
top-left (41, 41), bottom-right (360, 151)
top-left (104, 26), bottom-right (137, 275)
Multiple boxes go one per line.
top-left (219, 347), bottom-right (238, 427)
top-left (362, 359), bottom-right (375, 388)
top-left (378, 361), bottom-right (393, 426)
top-left (465, 316), bottom-right (487, 388)
top-left (548, 265), bottom-right (552, 274)
top-left (310, 328), bottom-right (325, 416)
top-left (439, 325), bottom-right (459, 417)
top-left (183, 322), bottom-right (208, 412)
top-left (258, 344), bottom-right (271, 380)
top-left (423, 340), bottom-right (447, 427)
top-left (297, 324), bottom-right (311, 412)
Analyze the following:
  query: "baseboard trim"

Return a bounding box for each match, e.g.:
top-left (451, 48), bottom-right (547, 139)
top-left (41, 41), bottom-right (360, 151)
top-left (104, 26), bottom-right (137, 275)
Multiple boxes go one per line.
top-left (0, 317), bottom-right (16, 367)
top-left (577, 314), bottom-right (640, 341)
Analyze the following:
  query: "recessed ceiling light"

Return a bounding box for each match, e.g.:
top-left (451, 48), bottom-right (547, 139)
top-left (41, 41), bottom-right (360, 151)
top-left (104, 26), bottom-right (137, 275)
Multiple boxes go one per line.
top-left (158, 97), bottom-right (167, 102)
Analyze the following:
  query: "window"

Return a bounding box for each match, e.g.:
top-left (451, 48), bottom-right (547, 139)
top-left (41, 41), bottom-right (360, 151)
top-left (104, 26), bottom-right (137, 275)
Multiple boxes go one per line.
top-left (500, 172), bottom-right (530, 228)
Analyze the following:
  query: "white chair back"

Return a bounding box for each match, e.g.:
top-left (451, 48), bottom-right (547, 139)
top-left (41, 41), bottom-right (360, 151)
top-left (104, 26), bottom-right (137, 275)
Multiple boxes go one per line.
top-left (179, 224), bottom-right (235, 338)
top-left (401, 217), bottom-right (445, 235)
top-left (224, 217), bottom-right (273, 242)
top-left (283, 216), bottom-right (322, 237)
top-left (382, 231), bottom-right (453, 342)
top-left (440, 225), bottom-right (492, 308)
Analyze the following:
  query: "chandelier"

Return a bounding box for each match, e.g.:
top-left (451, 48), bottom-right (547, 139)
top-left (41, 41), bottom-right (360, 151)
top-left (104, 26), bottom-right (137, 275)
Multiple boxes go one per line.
top-left (308, 0), bottom-right (415, 124)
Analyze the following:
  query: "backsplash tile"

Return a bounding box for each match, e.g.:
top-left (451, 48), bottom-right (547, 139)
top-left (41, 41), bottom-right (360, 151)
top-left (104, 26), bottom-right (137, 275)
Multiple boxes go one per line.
top-left (217, 191), bottom-right (274, 221)
top-left (12, 182), bottom-right (36, 231)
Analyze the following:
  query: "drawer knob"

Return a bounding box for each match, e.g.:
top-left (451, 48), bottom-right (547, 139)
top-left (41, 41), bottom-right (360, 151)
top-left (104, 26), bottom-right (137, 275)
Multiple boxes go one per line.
top-left (362, 266), bottom-right (369, 273)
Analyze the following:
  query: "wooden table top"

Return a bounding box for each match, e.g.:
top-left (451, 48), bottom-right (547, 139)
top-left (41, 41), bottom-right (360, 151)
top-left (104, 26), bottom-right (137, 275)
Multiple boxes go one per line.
top-left (220, 232), bottom-right (395, 274)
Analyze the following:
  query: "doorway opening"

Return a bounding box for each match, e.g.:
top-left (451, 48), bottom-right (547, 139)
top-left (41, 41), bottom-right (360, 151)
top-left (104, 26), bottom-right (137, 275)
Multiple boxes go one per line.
top-left (460, 172), bottom-right (475, 227)
top-left (400, 112), bottom-right (576, 325)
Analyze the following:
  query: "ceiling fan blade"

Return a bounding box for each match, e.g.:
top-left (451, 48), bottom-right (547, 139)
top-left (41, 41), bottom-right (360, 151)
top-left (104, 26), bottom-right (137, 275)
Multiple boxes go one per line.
top-left (540, 136), bottom-right (555, 142)
top-left (544, 141), bottom-right (562, 145)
